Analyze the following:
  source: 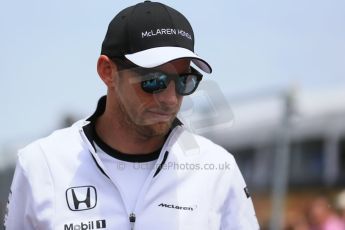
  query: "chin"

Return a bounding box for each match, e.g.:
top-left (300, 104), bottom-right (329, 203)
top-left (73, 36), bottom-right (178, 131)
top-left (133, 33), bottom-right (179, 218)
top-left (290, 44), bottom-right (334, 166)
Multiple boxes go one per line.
top-left (152, 122), bottom-right (172, 135)
top-left (138, 121), bottom-right (172, 137)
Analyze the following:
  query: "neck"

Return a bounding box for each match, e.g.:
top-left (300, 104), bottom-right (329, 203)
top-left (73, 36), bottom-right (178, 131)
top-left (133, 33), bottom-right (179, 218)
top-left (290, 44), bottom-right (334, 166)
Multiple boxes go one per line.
top-left (95, 107), bottom-right (167, 155)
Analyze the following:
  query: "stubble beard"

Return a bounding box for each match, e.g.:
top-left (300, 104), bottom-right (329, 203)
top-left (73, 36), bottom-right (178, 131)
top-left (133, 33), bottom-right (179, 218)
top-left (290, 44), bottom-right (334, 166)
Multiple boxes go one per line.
top-left (138, 121), bottom-right (173, 138)
top-left (117, 99), bottom-right (175, 139)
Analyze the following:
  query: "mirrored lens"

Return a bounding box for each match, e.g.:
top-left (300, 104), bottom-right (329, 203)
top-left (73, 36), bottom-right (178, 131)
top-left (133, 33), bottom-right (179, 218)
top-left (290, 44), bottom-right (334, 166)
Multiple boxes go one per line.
top-left (138, 67), bottom-right (202, 95)
top-left (141, 73), bottom-right (169, 93)
top-left (141, 73), bottom-right (200, 95)
top-left (176, 75), bottom-right (199, 95)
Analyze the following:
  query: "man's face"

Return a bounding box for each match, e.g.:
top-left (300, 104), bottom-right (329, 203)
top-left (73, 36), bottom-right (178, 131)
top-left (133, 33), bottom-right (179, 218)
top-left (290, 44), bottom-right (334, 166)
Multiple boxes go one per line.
top-left (111, 59), bottom-right (189, 138)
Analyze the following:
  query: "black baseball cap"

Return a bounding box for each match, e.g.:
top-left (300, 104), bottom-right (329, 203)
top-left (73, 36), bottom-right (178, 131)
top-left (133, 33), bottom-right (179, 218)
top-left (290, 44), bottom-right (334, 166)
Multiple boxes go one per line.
top-left (101, 1), bottom-right (212, 73)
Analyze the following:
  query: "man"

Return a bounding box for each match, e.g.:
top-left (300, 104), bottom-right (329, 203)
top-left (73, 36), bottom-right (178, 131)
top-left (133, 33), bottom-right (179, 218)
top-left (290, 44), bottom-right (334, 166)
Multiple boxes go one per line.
top-left (4, 1), bottom-right (259, 229)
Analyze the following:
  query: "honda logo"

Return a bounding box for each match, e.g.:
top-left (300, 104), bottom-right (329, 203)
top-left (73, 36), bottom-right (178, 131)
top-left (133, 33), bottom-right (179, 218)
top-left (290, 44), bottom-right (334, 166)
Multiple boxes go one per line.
top-left (66, 186), bottom-right (97, 211)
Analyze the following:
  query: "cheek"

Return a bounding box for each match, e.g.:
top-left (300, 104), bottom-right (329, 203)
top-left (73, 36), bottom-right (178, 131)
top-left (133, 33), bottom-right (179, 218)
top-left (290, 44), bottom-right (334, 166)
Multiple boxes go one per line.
top-left (177, 95), bottom-right (183, 105)
top-left (118, 81), bottom-right (155, 115)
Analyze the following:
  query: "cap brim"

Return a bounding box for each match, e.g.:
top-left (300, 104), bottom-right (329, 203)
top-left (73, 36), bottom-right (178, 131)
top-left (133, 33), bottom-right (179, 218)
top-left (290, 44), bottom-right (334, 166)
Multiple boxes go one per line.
top-left (125, 47), bottom-right (212, 73)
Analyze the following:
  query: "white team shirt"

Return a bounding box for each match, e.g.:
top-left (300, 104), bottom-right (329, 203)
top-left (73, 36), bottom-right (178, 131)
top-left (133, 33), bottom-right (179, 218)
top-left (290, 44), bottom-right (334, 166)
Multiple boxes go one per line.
top-left (4, 97), bottom-right (259, 230)
top-left (96, 144), bottom-right (158, 211)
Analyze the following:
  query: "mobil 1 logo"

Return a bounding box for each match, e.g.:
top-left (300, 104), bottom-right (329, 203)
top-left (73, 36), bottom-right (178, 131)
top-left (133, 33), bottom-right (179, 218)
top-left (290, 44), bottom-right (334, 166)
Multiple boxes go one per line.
top-left (64, 220), bottom-right (106, 230)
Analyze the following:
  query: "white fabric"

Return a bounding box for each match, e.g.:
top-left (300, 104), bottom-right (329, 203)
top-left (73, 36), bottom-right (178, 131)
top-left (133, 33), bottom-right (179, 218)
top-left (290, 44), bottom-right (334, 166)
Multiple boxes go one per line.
top-left (125, 47), bottom-right (212, 73)
top-left (4, 119), bottom-right (259, 230)
top-left (96, 144), bottom-right (157, 211)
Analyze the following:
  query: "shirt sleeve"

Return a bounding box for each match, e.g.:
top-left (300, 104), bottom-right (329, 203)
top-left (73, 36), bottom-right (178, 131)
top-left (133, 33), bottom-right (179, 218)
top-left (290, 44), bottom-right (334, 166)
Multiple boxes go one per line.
top-left (221, 155), bottom-right (260, 230)
top-left (4, 157), bottom-right (37, 230)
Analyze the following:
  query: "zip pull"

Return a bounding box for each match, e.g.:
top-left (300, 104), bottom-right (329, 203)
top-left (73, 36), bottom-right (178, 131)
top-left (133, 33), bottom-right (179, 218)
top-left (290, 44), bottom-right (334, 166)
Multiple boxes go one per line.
top-left (129, 212), bottom-right (136, 230)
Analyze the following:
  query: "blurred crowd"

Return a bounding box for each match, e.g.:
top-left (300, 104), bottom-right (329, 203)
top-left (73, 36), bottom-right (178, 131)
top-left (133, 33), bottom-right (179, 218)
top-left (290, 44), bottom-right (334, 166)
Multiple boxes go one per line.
top-left (285, 190), bottom-right (345, 230)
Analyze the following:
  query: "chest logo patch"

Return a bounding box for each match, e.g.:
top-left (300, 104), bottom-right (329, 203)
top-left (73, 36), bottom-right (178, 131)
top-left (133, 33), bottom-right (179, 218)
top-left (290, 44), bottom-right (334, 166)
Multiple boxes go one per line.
top-left (66, 186), bottom-right (97, 211)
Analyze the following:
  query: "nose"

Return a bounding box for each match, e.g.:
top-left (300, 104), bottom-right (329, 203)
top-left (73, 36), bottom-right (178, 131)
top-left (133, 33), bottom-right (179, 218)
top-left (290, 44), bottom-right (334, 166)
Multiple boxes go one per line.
top-left (155, 80), bottom-right (180, 107)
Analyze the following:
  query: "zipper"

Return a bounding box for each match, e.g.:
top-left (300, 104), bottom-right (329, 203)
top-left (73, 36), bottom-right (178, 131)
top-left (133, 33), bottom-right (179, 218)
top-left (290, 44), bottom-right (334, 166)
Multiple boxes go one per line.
top-left (79, 124), bottom-right (182, 230)
top-left (129, 213), bottom-right (136, 230)
top-left (126, 127), bottom-right (182, 229)
top-left (80, 127), bottom-right (143, 230)
top-left (80, 128), bottom-right (134, 220)
top-left (127, 149), bottom-right (171, 229)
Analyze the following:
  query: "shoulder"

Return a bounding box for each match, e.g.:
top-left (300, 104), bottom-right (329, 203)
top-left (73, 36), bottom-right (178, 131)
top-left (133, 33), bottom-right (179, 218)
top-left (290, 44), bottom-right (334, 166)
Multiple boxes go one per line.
top-left (172, 127), bottom-right (236, 166)
top-left (17, 119), bottom-right (86, 173)
top-left (178, 127), bottom-right (234, 157)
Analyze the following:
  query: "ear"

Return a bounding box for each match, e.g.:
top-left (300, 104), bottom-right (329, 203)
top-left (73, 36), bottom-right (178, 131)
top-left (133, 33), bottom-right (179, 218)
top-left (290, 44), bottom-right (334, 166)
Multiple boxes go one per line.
top-left (97, 55), bottom-right (119, 88)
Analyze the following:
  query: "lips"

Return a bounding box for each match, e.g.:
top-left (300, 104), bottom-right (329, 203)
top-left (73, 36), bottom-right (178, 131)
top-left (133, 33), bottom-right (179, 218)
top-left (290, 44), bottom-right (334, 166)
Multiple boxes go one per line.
top-left (147, 110), bottom-right (175, 122)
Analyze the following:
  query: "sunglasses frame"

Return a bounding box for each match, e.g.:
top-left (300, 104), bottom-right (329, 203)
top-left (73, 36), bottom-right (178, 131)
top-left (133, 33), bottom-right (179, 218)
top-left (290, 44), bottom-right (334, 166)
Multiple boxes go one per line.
top-left (112, 57), bottom-right (203, 96)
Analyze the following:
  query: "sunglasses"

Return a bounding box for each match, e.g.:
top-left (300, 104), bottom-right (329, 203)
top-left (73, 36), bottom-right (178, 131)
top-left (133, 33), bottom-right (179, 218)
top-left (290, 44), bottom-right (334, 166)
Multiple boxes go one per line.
top-left (113, 58), bottom-right (203, 96)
